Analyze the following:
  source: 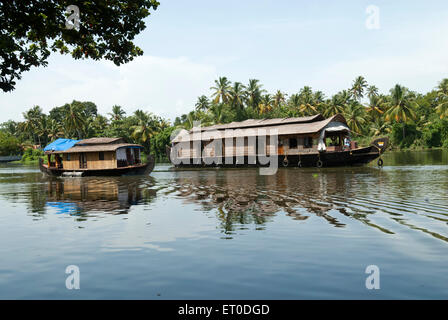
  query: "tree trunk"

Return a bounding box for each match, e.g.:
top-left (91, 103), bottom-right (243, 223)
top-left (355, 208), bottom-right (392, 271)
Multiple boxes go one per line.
top-left (402, 123), bottom-right (406, 140)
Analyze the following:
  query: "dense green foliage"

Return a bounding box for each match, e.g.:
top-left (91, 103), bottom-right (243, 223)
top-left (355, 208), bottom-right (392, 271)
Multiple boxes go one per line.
top-left (0, 101), bottom-right (171, 159)
top-left (150, 126), bottom-right (177, 161)
top-left (0, 132), bottom-right (21, 156)
top-left (20, 148), bottom-right (44, 163)
top-left (0, 0), bottom-right (160, 92)
top-left (1, 76), bottom-right (448, 160)
top-left (174, 76), bottom-right (448, 150)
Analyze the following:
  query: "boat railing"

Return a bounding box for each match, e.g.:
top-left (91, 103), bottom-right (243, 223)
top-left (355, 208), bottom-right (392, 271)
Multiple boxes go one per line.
top-left (326, 145), bottom-right (343, 152)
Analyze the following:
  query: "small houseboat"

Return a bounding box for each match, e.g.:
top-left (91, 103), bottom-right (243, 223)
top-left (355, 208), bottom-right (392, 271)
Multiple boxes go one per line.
top-left (40, 137), bottom-right (155, 176)
top-left (167, 114), bottom-right (388, 168)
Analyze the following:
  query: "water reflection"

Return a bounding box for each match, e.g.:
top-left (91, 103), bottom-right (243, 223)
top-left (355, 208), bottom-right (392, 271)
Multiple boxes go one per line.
top-left (383, 149), bottom-right (448, 166)
top-left (10, 176), bottom-right (157, 218)
top-left (164, 166), bottom-right (448, 241)
top-left (0, 151), bottom-right (447, 244)
top-left (1, 152), bottom-right (448, 299)
top-left (45, 178), bottom-right (156, 215)
top-left (164, 168), bottom-right (374, 232)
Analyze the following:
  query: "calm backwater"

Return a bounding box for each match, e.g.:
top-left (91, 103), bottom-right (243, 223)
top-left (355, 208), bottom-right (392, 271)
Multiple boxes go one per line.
top-left (0, 150), bottom-right (447, 299)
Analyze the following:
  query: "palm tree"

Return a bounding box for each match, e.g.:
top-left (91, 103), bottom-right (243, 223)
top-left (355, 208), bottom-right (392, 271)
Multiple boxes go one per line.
top-left (313, 91), bottom-right (325, 104)
top-left (367, 85), bottom-right (379, 99)
top-left (259, 94), bottom-right (273, 114)
top-left (313, 91), bottom-right (325, 113)
top-left (436, 78), bottom-right (448, 119)
top-left (437, 78), bottom-right (448, 95)
top-left (273, 90), bottom-right (287, 109)
top-left (344, 101), bottom-right (367, 134)
top-left (1, 120), bottom-right (19, 136)
top-left (351, 76), bottom-right (368, 101)
top-left (21, 106), bottom-right (44, 144)
top-left (65, 102), bottom-right (86, 139)
top-left (131, 110), bottom-right (156, 152)
top-left (287, 93), bottom-right (301, 116)
top-left (35, 115), bottom-right (49, 145)
top-left (385, 84), bottom-right (417, 139)
top-left (47, 119), bottom-right (64, 141)
top-left (210, 77), bottom-right (232, 104)
top-left (91, 115), bottom-right (109, 136)
top-left (210, 103), bottom-right (224, 124)
top-left (157, 118), bottom-right (170, 131)
top-left (184, 112), bottom-right (196, 130)
top-left (369, 119), bottom-right (392, 137)
top-left (229, 82), bottom-right (246, 111)
top-left (324, 94), bottom-right (344, 117)
top-left (339, 90), bottom-right (353, 105)
top-left (288, 94), bottom-right (300, 107)
top-left (366, 94), bottom-right (385, 120)
top-left (195, 95), bottom-right (210, 112)
top-left (298, 86), bottom-right (317, 116)
top-left (245, 79), bottom-right (265, 112)
top-left (108, 105), bottom-right (126, 121)
top-left (20, 113), bottom-right (36, 144)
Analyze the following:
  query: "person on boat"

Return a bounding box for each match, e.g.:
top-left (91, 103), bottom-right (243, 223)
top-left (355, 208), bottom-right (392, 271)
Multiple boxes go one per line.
top-left (343, 136), bottom-right (351, 150)
top-left (55, 154), bottom-right (63, 168)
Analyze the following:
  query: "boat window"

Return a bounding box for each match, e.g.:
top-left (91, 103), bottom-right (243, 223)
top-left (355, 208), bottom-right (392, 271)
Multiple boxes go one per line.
top-left (304, 137), bottom-right (313, 148)
top-left (289, 138), bottom-right (298, 149)
top-left (79, 153), bottom-right (87, 169)
top-left (99, 152), bottom-right (105, 161)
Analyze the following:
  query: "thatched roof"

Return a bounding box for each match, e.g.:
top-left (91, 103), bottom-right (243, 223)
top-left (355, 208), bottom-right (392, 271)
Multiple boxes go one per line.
top-left (194, 114), bottom-right (324, 132)
top-left (75, 137), bottom-right (125, 145)
top-left (51, 143), bottom-right (143, 154)
top-left (172, 114), bottom-right (347, 143)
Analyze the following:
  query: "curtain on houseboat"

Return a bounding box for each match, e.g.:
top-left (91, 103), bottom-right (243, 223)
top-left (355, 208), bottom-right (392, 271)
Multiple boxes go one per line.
top-left (116, 148), bottom-right (127, 161)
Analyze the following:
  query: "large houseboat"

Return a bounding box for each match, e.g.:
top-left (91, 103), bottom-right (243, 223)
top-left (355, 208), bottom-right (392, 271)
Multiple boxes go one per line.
top-left (167, 114), bottom-right (388, 168)
top-left (40, 137), bottom-right (155, 176)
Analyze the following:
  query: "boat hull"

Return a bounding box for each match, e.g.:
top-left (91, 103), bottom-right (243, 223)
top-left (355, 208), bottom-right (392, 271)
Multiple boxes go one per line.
top-left (39, 156), bottom-right (155, 177)
top-left (169, 145), bottom-right (384, 168)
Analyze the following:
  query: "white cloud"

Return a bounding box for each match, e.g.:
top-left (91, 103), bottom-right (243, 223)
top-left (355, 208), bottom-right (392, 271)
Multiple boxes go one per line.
top-left (2, 17), bottom-right (448, 124)
top-left (307, 50), bottom-right (448, 98)
top-left (0, 54), bottom-right (217, 123)
top-left (306, 21), bottom-right (448, 97)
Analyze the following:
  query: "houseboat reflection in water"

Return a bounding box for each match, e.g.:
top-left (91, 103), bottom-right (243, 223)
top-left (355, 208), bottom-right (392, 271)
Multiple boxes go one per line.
top-left (22, 162), bottom-right (447, 244)
top-left (45, 177), bottom-right (156, 216)
top-left (167, 167), bottom-right (395, 236)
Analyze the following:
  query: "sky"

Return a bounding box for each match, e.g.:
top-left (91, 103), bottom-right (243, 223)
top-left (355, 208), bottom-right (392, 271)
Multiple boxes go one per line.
top-left (1, 0), bottom-right (448, 123)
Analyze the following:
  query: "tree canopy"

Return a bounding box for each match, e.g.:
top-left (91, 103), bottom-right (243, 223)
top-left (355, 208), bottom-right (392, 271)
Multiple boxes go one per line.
top-left (2, 77), bottom-right (448, 158)
top-left (0, 0), bottom-right (160, 92)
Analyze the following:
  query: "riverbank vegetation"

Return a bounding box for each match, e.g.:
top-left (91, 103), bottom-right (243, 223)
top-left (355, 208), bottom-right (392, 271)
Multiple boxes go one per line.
top-left (0, 102), bottom-right (174, 161)
top-left (174, 76), bottom-right (448, 151)
top-left (1, 76), bottom-right (448, 160)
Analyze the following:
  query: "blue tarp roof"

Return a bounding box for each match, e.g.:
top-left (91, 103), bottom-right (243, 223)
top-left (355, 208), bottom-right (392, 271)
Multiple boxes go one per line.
top-left (43, 138), bottom-right (79, 152)
top-left (46, 202), bottom-right (81, 215)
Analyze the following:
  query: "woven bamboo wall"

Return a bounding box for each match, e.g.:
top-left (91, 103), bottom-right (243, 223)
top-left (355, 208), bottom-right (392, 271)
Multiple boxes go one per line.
top-left (62, 151), bottom-right (117, 170)
top-left (173, 133), bottom-right (321, 159)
